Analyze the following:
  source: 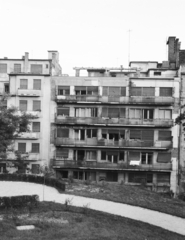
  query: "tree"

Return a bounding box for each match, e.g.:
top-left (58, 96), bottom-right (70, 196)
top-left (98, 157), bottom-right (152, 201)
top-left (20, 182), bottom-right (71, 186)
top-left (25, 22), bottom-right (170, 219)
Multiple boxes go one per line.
top-left (0, 97), bottom-right (36, 172)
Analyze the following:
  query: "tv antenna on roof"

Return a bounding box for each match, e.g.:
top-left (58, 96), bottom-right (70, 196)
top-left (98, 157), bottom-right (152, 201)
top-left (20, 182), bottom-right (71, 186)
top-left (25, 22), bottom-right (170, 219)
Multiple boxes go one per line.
top-left (128, 29), bottom-right (132, 67)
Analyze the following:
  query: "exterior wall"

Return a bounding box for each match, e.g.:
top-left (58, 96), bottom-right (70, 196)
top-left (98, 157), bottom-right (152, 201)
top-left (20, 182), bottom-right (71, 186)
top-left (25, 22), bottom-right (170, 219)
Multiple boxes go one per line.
top-left (130, 62), bottom-right (158, 71)
top-left (53, 73), bottom-right (180, 193)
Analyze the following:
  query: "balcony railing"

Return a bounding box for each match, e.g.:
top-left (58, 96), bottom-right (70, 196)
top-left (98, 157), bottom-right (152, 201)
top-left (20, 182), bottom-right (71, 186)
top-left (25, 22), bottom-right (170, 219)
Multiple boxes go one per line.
top-left (56, 95), bottom-right (174, 105)
top-left (55, 116), bottom-right (174, 127)
top-left (53, 159), bottom-right (172, 171)
top-left (55, 138), bottom-right (172, 149)
top-left (16, 132), bottom-right (40, 139)
top-left (6, 152), bottom-right (40, 161)
top-left (17, 89), bottom-right (42, 97)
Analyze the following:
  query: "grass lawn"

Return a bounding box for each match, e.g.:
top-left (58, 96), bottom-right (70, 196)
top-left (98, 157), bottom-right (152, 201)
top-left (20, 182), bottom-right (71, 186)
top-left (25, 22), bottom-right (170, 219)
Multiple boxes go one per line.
top-left (0, 202), bottom-right (184, 240)
top-left (65, 181), bottom-right (185, 218)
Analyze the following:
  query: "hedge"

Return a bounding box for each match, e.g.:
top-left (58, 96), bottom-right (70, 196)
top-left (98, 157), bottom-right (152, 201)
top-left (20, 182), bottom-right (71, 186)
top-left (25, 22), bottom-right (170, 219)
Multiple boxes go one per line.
top-left (0, 174), bottom-right (65, 192)
top-left (0, 195), bottom-right (39, 209)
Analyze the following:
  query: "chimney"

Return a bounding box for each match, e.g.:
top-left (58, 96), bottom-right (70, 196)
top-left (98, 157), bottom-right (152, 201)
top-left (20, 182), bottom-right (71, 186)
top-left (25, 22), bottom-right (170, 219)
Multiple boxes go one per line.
top-left (24, 52), bottom-right (29, 73)
top-left (167, 37), bottom-right (180, 69)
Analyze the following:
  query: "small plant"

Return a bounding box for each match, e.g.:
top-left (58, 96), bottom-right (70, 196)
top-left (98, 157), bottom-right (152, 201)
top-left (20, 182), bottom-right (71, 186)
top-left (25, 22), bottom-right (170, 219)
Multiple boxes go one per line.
top-left (82, 203), bottom-right (90, 215)
top-left (64, 198), bottom-right (73, 211)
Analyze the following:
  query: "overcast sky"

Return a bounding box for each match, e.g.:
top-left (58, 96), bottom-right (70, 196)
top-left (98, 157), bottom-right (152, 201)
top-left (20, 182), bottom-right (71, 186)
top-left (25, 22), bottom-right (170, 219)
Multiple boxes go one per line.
top-left (0, 0), bottom-right (185, 75)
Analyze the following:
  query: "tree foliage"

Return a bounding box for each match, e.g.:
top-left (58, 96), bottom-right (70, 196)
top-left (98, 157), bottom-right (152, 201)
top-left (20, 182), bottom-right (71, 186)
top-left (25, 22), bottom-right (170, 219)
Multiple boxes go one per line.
top-left (0, 98), bottom-right (36, 164)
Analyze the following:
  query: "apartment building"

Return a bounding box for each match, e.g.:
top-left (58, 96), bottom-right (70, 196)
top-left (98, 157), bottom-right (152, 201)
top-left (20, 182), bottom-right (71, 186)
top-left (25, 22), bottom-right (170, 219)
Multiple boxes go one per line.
top-left (0, 51), bottom-right (62, 173)
top-left (52, 37), bottom-right (183, 193)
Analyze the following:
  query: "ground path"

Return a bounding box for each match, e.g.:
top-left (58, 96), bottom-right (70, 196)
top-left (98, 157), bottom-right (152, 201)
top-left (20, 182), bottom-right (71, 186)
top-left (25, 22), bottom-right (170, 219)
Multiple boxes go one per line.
top-left (0, 181), bottom-right (185, 236)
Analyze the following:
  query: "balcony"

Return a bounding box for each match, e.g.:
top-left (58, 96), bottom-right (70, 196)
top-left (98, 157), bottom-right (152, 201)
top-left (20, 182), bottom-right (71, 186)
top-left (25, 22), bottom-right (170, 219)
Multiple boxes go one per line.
top-left (16, 132), bottom-right (40, 140)
top-left (53, 159), bottom-right (172, 171)
top-left (55, 138), bottom-right (172, 149)
top-left (56, 94), bottom-right (174, 105)
top-left (55, 116), bottom-right (174, 127)
top-left (129, 96), bottom-right (174, 105)
top-left (6, 152), bottom-right (40, 161)
top-left (17, 89), bottom-right (42, 97)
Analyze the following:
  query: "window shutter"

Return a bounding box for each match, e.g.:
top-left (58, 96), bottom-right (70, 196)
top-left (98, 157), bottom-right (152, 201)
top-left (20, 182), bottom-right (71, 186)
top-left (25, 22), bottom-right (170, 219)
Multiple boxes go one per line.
top-left (157, 173), bottom-right (170, 183)
top-left (109, 87), bottom-right (120, 96)
top-left (157, 153), bottom-right (171, 163)
top-left (18, 143), bottom-right (26, 153)
top-left (87, 86), bottom-right (98, 94)
top-left (102, 107), bottom-right (108, 117)
top-left (129, 109), bottom-right (135, 118)
top-left (129, 152), bottom-right (140, 160)
top-left (57, 128), bottom-right (69, 138)
top-left (142, 87), bottom-right (155, 96)
top-left (165, 110), bottom-right (171, 119)
top-left (160, 87), bottom-right (172, 96)
top-left (32, 122), bottom-right (40, 132)
top-left (0, 64), bottom-right (7, 73)
top-left (120, 108), bottom-right (126, 118)
top-left (31, 143), bottom-right (40, 153)
top-left (130, 130), bottom-right (141, 139)
top-left (56, 148), bottom-right (68, 158)
top-left (102, 87), bottom-right (108, 96)
top-left (158, 131), bottom-right (171, 141)
top-left (57, 108), bottom-right (69, 116)
top-left (108, 108), bottom-right (119, 118)
top-left (121, 87), bottom-right (126, 96)
top-left (20, 79), bottom-right (28, 89)
top-left (33, 100), bottom-right (41, 111)
top-left (107, 151), bottom-right (119, 155)
top-left (33, 79), bottom-right (41, 90)
top-left (142, 130), bottom-right (154, 140)
top-left (130, 87), bottom-right (142, 96)
top-left (31, 64), bottom-right (43, 74)
top-left (19, 100), bottom-right (27, 111)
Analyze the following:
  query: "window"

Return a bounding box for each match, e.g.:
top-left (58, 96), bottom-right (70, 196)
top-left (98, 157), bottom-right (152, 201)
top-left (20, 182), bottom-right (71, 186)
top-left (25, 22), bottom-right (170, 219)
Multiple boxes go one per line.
top-left (31, 143), bottom-right (40, 153)
top-left (101, 129), bottom-right (124, 141)
top-left (159, 87), bottom-right (173, 97)
top-left (31, 64), bottom-right (43, 74)
top-left (129, 109), bottom-right (141, 118)
top-left (56, 148), bottom-right (68, 158)
top-left (14, 64), bottom-right (21, 73)
top-left (157, 153), bottom-right (171, 163)
top-left (57, 107), bottom-right (69, 116)
top-left (102, 87), bottom-right (126, 96)
top-left (129, 152), bottom-right (140, 161)
top-left (33, 79), bottom-right (41, 90)
top-left (86, 151), bottom-right (97, 160)
top-left (130, 87), bottom-right (155, 96)
top-left (58, 86), bottom-right (70, 95)
top-left (18, 143), bottom-right (26, 153)
top-left (87, 129), bottom-right (97, 138)
top-left (143, 109), bottom-right (154, 120)
top-left (141, 152), bottom-right (153, 164)
top-left (46, 64), bottom-right (49, 69)
top-left (0, 64), bottom-right (7, 73)
top-left (57, 128), bottom-right (69, 138)
top-left (75, 108), bottom-right (98, 117)
top-left (130, 130), bottom-right (154, 141)
top-left (157, 173), bottom-right (170, 183)
top-left (4, 84), bottom-right (9, 93)
top-left (159, 109), bottom-right (172, 119)
top-left (32, 122), bottom-right (40, 132)
top-left (101, 151), bottom-right (124, 163)
top-left (75, 86), bottom-right (86, 95)
top-left (128, 172), bottom-right (153, 183)
top-left (31, 164), bottom-right (40, 174)
top-left (20, 79), bottom-right (28, 89)
top-left (154, 71), bottom-right (161, 76)
top-left (33, 100), bottom-right (41, 111)
top-left (74, 129), bottom-right (85, 140)
top-left (158, 131), bottom-right (171, 141)
top-left (19, 100), bottom-right (27, 111)
top-left (87, 86), bottom-right (98, 95)
top-left (102, 107), bottom-right (125, 118)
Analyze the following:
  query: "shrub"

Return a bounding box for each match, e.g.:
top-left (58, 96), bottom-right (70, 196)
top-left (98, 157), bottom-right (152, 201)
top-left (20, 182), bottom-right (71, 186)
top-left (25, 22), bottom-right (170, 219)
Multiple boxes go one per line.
top-left (0, 195), bottom-right (39, 210)
top-left (0, 174), bottom-right (65, 192)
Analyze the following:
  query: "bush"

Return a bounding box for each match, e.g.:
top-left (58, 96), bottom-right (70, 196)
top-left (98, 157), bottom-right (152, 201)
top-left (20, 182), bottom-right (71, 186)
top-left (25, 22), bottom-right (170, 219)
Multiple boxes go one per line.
top-left (178, 193), bottom-right (185, 201)
top-left (0, 195), bottom-right (39, 209)
top-left (0, 174), bottom-right (65, 192)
